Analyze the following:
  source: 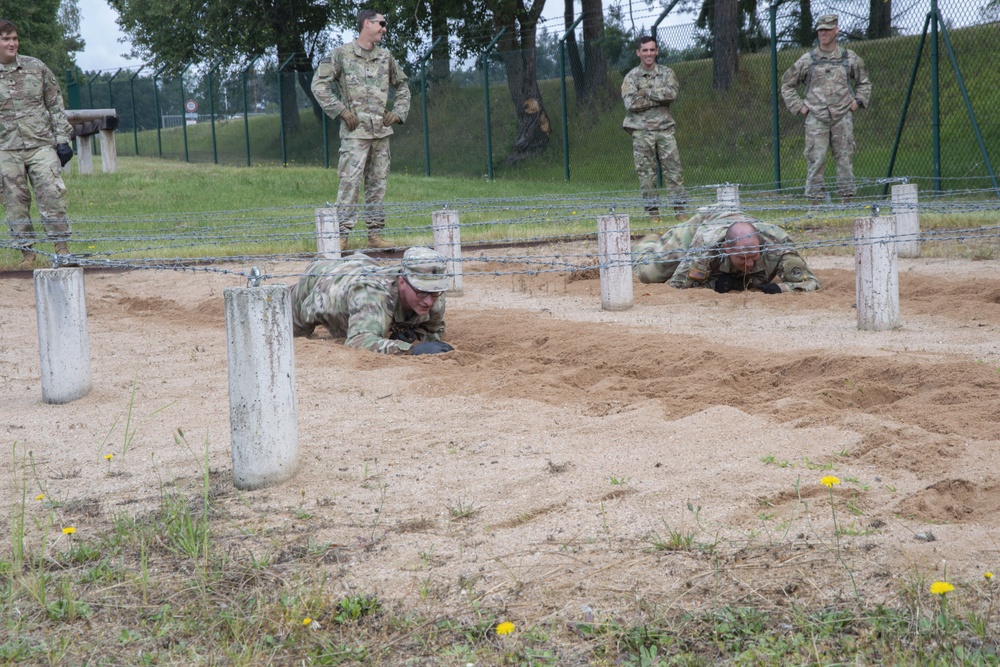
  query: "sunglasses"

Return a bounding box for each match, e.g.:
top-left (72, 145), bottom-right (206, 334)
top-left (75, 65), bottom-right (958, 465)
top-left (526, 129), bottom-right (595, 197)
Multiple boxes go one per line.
top-left (369, 19), bottom-right (387, 27)
top-left (404, 276), bottom-right (439, 299)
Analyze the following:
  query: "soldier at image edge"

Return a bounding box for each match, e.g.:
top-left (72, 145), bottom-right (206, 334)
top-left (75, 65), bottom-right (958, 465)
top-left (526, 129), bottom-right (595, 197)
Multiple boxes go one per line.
top-left (0, 19), bottom-right (76, 269)
top-left (621, 35), bottom-right (686, 225)
top-left (780, 14), bottom-right (872, 204)
top-left (632, 207), bottom-right (821, 293)
top-left (290, 246), bottom-right (455, 356)
top-left (311, 7), bottom-right (410, 250)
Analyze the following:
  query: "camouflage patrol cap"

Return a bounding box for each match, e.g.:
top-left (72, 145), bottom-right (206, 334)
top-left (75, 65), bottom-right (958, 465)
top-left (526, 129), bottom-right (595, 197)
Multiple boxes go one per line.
top-left (815, 14), bottom-right (838, 30)
top-left (402, 247), bottom-right (450, 293)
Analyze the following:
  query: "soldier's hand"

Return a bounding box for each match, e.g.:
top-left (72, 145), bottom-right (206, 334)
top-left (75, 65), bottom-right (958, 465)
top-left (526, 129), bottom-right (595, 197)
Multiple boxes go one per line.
top-left (799, 105), bottom-right (809, 116)
top-left (390, 327), bottom-right (418, 344)
top-left (648, 87), bottom-right (673, 103)
top-left (56, 143), bottom-right (74, 167)
top-left (382, 111), bottom-right (400, 126)
top-left (339, 109), bottom-right (358, 131)
top-left (713, 273), bottom-right (744, 294)
top-left (410, 341), bottom-right (454, 356)
top-left (760, 282), bottom-right (783, 294)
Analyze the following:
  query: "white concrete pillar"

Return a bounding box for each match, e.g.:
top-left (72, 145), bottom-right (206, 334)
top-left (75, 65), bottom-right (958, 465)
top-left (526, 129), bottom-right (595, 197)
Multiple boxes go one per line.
top-left (224, 285), bottom-right (299, 489)
top-left (34, 268), bottom-right (92, 404)
top-left (891, 183), bottom-right (920, 258)
top-left (432, 210), bottom-right (463, 296)
top-left (716, 184), bottom-right (740, 211)
top-left (77, 138), bottom-right (94, 175)
top-left (315, 207), bottom-right (342, 259)
top-left (99, 130), bottom-right (117, 174)
top-left (598, 214), bottom-right (633, 311)
top-left (855, 216), bottom-right (899, 331)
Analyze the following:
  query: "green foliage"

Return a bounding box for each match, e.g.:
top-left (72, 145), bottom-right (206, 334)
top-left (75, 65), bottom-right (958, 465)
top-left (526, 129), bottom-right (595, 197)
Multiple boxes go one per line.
top-left (3, 0), bottom-right (82, 79)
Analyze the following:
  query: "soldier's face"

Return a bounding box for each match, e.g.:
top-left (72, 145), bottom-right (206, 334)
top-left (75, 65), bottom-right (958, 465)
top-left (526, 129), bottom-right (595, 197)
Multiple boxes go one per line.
top-left (398, 276), bottom-right (441, 316)
top-left (727, 245), bottom-right (760, 273)
top-left (363, 14), bottom-right (387, 44)
top-left (0, 31), bottom-right (18, 65)
top-left (636, 42), bottom-right (658, 70)
top-left (817, 27), bottom-right (838, 49)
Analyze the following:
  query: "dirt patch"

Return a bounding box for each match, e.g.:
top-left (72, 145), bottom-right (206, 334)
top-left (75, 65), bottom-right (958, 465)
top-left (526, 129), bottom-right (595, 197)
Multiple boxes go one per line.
top-left (3, 251), bottom-right (1000, 622)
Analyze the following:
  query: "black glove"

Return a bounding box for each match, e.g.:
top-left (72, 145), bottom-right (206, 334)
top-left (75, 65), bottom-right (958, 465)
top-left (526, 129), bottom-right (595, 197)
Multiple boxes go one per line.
top-left (760, 282), bottom-right (783, 294)
top-left (56, 143), bottom-right (74, 167)
top-left (410, 341), bottom-right (454, 355)
top-left (713, 273), bottom-right (745, 294)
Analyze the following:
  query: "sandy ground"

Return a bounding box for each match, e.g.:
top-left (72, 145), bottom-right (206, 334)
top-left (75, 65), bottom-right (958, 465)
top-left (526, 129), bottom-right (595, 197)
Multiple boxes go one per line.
top-left (2, 249), bottom-right (1000, 624)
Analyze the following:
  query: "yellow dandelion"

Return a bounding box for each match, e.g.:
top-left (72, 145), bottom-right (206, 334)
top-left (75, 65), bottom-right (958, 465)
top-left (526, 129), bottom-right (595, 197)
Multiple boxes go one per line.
top-left (985, 572), bottom-right (994, 580)
top-left (820, 476), bottom-right (841, 488)
top-left (930, 581), bottom-right (954, 595)
top-left (62, 526), bottom-right (76, 535)
top-left (302, 617), bottom-right (312, 626)
top-left (104, 453), bottom-right (114, 460)
top-left (36, 493), bottom-right (45, 501)
top-left (496, 621), bottom-right (515, 635)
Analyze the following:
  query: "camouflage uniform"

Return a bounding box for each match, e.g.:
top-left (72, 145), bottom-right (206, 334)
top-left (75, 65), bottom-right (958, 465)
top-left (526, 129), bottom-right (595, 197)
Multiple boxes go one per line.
top-left (290, 249), bottom-right (447, 355)
top-left (311, 40), bottom-right (410, 234)
top-left (781, 44), bottom-right (872, 198)
top-left (621, 63), bottom-right (685, 212)
top-left (0, 54), bottom-right (73, 249)
top-left (632, 207), bottom-right (820, 292)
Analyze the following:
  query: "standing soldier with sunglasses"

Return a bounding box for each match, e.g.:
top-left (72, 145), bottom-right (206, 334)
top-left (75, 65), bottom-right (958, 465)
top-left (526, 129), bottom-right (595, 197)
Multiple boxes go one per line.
top-left (290, 247), bottom-right (454, 355)
top-left (312, 9), bottom-right (410, 250)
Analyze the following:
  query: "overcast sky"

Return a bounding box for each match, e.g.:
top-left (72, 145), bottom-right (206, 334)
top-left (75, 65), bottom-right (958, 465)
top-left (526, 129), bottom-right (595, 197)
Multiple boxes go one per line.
top-left (73, 0), bottom-right (691, 72)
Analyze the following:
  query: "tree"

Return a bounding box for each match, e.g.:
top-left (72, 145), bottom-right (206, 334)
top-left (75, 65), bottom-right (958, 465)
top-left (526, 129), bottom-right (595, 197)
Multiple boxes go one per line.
top-left (109, 0), bottom-right (342, 130)
top-left (483, 0), bottom-right (552, 163)
top-left (867, 0), bottom-right (891, 39)
top-left (4, 0), bottom-right (83, 79)
top-left (696, 0), bottom-right (767, 91)
top-left (564, 0), bottom-right (614, 107)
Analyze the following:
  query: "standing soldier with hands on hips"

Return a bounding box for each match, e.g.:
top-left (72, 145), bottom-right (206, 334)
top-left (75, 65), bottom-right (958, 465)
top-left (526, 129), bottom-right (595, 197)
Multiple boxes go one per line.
top-left (781, 14), bottom-right (872, 205)
top-left (621, 35), bottom-right (686, 225)
top-left (0, 19), bottom-right (75, 269)
top-left (311, 8), bottom-right (410, 250)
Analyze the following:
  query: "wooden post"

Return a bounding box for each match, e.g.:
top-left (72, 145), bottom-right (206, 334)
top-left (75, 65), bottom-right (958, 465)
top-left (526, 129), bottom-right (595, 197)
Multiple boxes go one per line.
top-left (855, 216), bottom-right (899, 331)
top-left (598, 213), bottom-right (633, 311)
top-left (224, 285), bottom-right (299, 490)
top-left (891, 183), bottom-right (920, 258)
top-left (76, 139), bottom-right (94, 175)
top-left (99, 130), bottom-right (117, 173)
top-left (716, 184), bottom-right (740, 211)
top-left (34, 268), bottom-right (92, 404)
top-left (315, 208), bottom-right (342, 258)
top-left (432, 210), bottom-right (463, 296)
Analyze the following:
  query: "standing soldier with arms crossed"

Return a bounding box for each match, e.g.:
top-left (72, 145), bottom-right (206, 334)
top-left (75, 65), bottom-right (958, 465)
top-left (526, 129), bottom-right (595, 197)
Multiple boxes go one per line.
top-left (0, 19), bottom-right (75, 269)
top-left (621, 35), bottom-right (686, 225)
top-left (311, 8), bottom-right (410, 250)
top-left (781, 14), bottom-right (872, 206)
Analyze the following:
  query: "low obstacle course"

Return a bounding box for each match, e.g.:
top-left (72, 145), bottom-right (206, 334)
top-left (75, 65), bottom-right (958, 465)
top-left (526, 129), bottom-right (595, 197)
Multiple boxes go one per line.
top-left (25, 180), bottom-right (989, 490)
top-left (65, 109), bottom-right (120, 175)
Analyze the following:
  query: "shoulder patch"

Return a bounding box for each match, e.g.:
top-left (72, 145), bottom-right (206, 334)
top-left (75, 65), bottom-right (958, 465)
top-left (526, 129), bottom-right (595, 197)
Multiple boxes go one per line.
top-left (689, 268), bottom-right (707, 281)
top-left (319, 56), bottom-right (331, 64)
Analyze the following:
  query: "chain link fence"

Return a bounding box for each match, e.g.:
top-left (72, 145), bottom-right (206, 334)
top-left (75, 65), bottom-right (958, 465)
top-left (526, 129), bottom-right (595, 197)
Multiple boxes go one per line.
top-left (70, 0), bottom-right (999, 195)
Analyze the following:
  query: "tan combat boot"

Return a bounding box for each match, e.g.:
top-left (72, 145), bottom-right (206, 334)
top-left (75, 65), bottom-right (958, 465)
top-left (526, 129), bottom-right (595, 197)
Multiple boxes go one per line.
top-left (54, 241), bottom-right (79, 267)
top-left (367, 231), bottom-right (393, 249)
top-left (17, 249), bottom-right (36, 269)
top-left (673, 205), bottom-right (688, 222)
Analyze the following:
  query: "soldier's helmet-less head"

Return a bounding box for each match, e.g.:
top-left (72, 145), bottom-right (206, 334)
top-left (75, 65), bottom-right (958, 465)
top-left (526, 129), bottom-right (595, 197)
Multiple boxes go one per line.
top-left (815, 14), bottom-right (838, 30)
top-left (402, 247), bottom-right (450, 293)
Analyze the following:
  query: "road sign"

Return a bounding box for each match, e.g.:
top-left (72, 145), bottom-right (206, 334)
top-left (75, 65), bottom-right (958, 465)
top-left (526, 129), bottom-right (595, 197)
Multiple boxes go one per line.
top-left (184, 99), bottom-right (198, 113)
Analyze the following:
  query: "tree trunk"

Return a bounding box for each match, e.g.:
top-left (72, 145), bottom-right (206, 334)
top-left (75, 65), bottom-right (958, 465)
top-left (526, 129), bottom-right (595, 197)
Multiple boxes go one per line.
top-left (712, 0), bottom-right (739, 91)
top-left (867, 0), bottom-right (892, 39)
top-left (580, 0), bottom-right (611, 106)
top-left (565, 0), bottom-right (586, 104)
top-left (498, 22), bottom-right (551, 163)
top-left (430, 9), bottom-right (451, 82)
top-left (794, 0), bottom-right (814, 47)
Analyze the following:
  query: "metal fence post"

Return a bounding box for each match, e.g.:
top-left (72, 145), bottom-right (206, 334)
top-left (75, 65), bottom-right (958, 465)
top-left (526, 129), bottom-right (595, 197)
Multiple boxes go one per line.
top-left (419, 37), bottom-right (443, 177)
top-left (179, 65), bottom-right (190, 162)
top-left (559, 16), bottom-right (583, 182)
top-left (242, 56), bottom-right (260, 167)
top-left (153, 64), bottom-right (169, 158)
top-left (480, 28), bottom-right (506, 181)
top-left (128, 66), bottom-right (146, 156)
top-left (277, 53), bottom-right (298, 167)
top-left (207, 60), bottom-right (223, 164)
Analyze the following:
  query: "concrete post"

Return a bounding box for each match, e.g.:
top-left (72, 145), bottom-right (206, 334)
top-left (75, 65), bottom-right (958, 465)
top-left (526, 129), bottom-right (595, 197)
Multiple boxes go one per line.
top-left (597, 214), bottom-right (633, 311)
top-left (891, 183), bottom-right (920, 258)
top-left (34, 268), bottom-right (92, 404)
top-left (432, 210), bottom-right (463, 296)
top-left (855, 216), bottom-right (899, 331)
top-left (224, 285), bottom-right (299, 489)
top-left (77, 139), bottom-right (94, 175)
top-left (716, 184), bottom-right (740, 211)
top-left (99, 130), bottom-right (118, 174)
top-left (315, 207), bottom-right (342, 258)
